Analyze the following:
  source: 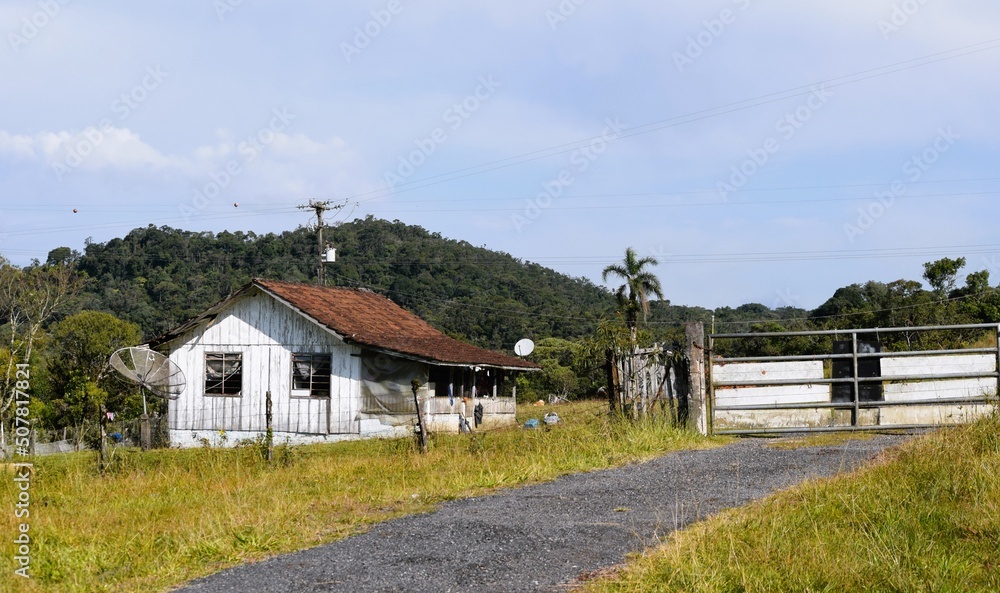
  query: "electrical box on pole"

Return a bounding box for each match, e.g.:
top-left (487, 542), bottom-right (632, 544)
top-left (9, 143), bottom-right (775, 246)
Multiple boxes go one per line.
top-left (297, 199), bottom-right (344, 285)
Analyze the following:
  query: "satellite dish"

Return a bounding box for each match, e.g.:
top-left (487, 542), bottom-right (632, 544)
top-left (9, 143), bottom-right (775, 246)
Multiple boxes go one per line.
top-left (110, 347), bottom-right (186, 412)
top-left (514, 339), bottom-right (535, 357)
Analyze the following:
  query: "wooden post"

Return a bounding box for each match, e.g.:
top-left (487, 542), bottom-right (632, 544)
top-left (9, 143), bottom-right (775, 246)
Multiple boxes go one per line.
top-left (685, 322), bottom-right (708, 435)
top-left (605, 348), bottom-right (617, 414)
top-left (140, 414), bottom-right (151, 451)
top-left (265, 390), bottom-right (274, 462)
top-left (98, 408), bottom-right (107, 464)
top-left (411, 379), bottom-right (428, 453)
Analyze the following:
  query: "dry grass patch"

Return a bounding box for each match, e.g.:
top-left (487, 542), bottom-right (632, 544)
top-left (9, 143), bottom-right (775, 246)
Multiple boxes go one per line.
top-left (0, 401), bottom-right (717, 593)
top-left (581, 412), bottom-right (1000, 593)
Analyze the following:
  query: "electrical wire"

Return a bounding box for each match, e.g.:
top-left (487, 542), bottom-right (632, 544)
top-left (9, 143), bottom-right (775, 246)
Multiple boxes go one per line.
top-left (703, 286), bottom-right (1000, 329)
top-left (363, 191), bottom-right (1000, 213)
top-left (342, 38), bottom-right (1000, 203)
top-left (9, 176), bottom-right (1000, 212)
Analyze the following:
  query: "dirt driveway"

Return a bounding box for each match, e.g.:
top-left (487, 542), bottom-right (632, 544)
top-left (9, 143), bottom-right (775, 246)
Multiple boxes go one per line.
top-left (175, 435), bottom-right (908, 593)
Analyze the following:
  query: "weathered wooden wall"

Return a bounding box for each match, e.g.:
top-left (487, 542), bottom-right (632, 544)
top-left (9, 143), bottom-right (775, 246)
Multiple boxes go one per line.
top-left (167, 289), bottom-right (362, 437)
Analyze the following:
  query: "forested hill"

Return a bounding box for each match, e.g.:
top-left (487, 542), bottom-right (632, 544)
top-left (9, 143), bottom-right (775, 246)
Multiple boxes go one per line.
top-left (41, 217), bottom-right (997, 354)
top-left (64, 217), bottom-right (617, 349)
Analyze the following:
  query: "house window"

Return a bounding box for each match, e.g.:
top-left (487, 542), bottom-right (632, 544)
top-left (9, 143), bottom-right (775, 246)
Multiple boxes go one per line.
top-left (291, 353), bottom-right (331, 397)
top-left (205, 353), bottom-right (243, 396)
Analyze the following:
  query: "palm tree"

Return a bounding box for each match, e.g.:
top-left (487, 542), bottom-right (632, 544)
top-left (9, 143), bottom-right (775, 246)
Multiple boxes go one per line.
top-left (602, 247), bottom-right (664, 341)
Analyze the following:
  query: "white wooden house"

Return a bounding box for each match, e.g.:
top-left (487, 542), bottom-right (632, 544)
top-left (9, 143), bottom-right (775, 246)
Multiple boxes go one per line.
top-left (149, 279), bottom-right (538, 447)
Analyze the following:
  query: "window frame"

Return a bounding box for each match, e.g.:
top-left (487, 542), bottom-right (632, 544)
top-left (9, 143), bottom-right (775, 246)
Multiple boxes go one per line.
top-left (204, 352), bottom-right (243, 397)
top-left (290, 352), bottom-right (332, 398)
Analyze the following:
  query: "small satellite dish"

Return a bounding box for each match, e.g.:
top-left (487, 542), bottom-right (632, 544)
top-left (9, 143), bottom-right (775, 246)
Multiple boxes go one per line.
top-left (110, 347), bottom-right (186, 415)
top-left (514, 339), bottom-right (535, 357)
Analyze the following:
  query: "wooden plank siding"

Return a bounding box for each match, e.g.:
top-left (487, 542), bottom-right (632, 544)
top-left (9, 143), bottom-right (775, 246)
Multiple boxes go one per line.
top-left (168, 290), bottom-right (361, 436)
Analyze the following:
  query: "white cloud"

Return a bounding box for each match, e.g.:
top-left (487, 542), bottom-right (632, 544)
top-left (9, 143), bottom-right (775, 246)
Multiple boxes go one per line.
top-left (0, 126), bottom-right (184, 176)
top-left (0, 126), bottom-right (359, 190)
top-left (0, 131), bottom-right (38, 158)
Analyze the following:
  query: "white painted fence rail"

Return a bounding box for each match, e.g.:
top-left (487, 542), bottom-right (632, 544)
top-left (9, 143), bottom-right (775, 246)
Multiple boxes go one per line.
top-left (708, 323), bottom-right (1000, 435)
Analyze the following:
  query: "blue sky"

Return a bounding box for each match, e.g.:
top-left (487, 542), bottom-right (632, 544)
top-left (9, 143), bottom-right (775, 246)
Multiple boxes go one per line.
top-left (1, 1), bottom-right (998, 310)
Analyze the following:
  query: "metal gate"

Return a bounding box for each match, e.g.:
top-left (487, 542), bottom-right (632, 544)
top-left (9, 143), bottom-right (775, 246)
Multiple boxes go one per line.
top-left (708, 323), bottom-right (1000, 435)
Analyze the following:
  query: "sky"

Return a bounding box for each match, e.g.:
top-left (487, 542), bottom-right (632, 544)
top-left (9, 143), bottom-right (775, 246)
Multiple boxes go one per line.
top-left (1, 1), bottom-right (998, 312)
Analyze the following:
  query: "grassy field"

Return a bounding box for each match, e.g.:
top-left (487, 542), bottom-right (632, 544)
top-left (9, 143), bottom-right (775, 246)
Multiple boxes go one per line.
top-left (581, 411), bottom-right (1000, 593)
top-left (0, 401), bottom-right (714, 593)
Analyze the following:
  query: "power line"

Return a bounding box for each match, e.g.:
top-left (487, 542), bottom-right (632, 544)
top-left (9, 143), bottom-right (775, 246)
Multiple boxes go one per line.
top-left (8, 238), bottom-right (1000, 269)
top-left (368, 177), bottom-right (1000, 205)
top-left (362, 191), bottom-right (1000, 213)
top-left (341, 38), bottom-right (1000, 203)
top-left (9, 176), bottom-right (1000, 212)
top-left (702, 286), bottom-right (1000, 329)
top-left (6, 39), bottom-right (1000, 245)
top-left (4, 181), bottom-right (997, 243)
top-left (327, 271), bottom-right (610, 325)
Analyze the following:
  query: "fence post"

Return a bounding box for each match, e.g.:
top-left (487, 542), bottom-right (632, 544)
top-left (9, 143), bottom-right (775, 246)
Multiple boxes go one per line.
top-left (265, 390), bottom-right (274, 462)
top-left (851, 332), bottom-right (861, 428)
top-left (411, 380), bottom-right (428, 453)
top-left (685, 322), bottom-right (709, 435)
top-left (994, 325), bottom-right (1000, 399)
top-left (605, 349), bottom-right (617, 414)
top-left (140, 414), bottom-right (151, 451)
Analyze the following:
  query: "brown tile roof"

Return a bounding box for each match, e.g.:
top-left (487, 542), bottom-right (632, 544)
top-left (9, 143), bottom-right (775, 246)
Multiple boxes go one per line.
top-left (153, 279), bottom-right (538, 370)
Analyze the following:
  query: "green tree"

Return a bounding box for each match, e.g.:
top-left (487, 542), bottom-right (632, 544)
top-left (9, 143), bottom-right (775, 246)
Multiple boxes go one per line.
top-left (523, 338), bottom-right (589, 402)
top-left (601, 247), bottom-right (664, 341)
top-left (923, 257), bottom-right (967, 296)
top-left (0, 260), bottom-right (81, 421)
top-left (46, 246), bottom-right (80, 266)
top-left (47, 311), bottom-right (143, 427)
top-left (958, 270), bottom-right (1000, 324)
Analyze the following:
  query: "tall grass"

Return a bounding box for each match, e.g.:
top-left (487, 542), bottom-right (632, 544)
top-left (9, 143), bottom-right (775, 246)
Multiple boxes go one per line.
top-left (582, 410), bottom-right (1000, 592)
top-left (0, 401), bottom-right (713, 593)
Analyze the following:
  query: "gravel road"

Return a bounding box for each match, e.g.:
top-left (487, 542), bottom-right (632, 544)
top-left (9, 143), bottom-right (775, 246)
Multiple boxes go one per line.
top-left (174, 435), bottom-right (908, 593)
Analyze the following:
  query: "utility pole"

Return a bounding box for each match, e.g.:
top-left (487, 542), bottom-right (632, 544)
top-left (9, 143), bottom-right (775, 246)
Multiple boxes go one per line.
top-left (297, 200), bottom-right (343, 285)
